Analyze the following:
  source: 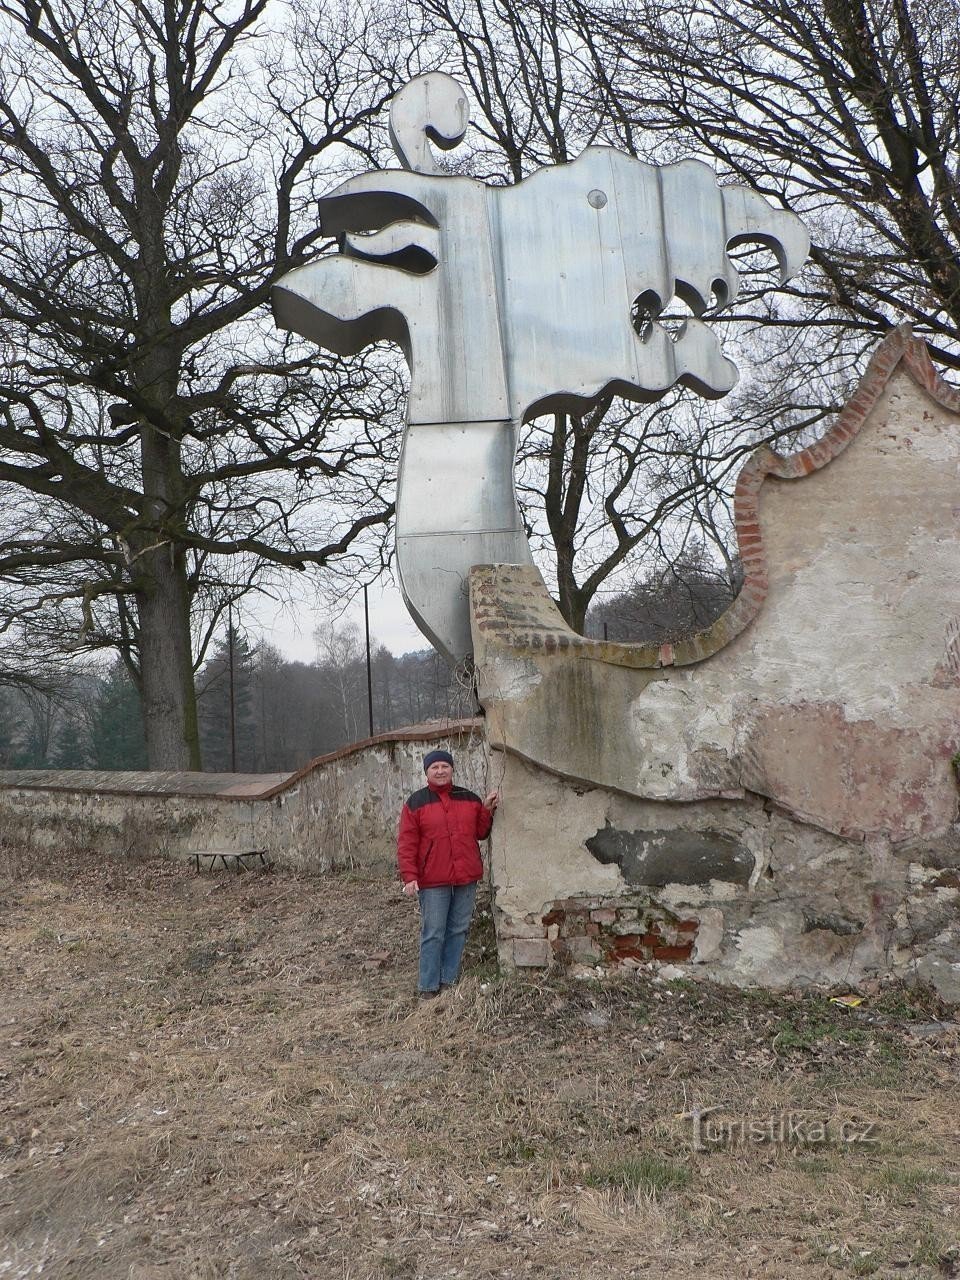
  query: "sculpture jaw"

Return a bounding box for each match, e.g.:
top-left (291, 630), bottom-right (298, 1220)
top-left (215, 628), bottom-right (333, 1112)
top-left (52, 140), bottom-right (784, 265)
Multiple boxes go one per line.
top-left (520, 319), bottom-right (738, 423)
top-left (272, 253), bottom-right (426, 364)
top-left (395, 418), bottom-right (534, 666)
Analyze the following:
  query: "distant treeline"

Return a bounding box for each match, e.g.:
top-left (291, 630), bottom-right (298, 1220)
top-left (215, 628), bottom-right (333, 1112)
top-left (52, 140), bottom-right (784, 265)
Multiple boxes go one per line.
top-left (585, 556), bottom-right (741, 646)
top-left (0, 634), bottom-right (468, 774)
top-left (0, 560), bottom-right (739, 773)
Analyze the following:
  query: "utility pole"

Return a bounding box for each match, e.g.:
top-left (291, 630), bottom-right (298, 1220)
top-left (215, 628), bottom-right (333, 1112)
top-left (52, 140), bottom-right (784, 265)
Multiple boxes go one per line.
top-left (228, 604), bottom-right (237, 772)
top-left (364, 584), bottom-right (374, 738)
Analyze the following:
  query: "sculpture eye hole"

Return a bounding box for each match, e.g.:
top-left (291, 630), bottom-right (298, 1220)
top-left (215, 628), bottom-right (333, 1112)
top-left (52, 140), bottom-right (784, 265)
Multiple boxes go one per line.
top-left (632, 290), bottom-right (705, 343)
top-left (631, 289), bottom-right (660, 342)
top-left (341, 223), bottom-right (439, 275)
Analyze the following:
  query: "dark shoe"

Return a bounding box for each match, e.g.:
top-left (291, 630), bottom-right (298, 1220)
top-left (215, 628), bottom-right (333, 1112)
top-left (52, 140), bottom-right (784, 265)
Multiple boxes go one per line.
top-left (418, 989), bottom-right (440, 999)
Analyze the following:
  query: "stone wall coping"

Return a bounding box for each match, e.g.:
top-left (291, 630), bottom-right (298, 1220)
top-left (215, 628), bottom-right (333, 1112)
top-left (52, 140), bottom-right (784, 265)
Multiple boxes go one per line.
top-left (471, 325), bottom-right (959, 669)
top-left (254, 718), bottom-right (483, 800)
top-left (0, 718), bottom-right (482, 803)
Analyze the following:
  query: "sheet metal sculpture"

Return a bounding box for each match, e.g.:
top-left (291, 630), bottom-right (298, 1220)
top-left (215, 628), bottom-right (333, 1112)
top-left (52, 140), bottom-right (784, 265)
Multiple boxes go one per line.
top-left (273, 73), bottom-right (809, 664)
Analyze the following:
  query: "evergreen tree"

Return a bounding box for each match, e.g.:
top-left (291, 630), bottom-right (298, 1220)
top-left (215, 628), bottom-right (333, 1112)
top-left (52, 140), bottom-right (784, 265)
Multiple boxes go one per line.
top-left (50, 712), bottom-right (92, 770)
top-left (90, 662), bottom-right (148, 771)
top-left (0, 689), bottom-right (22, 767)
top-left (197, 633), bottom-right (258, 772)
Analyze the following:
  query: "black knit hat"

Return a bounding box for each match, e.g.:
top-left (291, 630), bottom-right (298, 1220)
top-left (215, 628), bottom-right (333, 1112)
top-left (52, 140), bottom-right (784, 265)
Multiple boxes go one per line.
top-left (423, 749), bottom-right (454, 772)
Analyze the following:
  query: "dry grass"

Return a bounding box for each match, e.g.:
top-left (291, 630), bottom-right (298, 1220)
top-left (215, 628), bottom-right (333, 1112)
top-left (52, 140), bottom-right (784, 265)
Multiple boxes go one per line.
top-left (1, 845), bottom-right (959, 1279)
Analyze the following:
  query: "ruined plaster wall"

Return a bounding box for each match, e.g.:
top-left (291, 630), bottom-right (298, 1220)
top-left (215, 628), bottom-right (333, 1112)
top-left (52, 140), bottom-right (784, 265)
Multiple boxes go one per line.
top-left (0, 723), bottom-right (486, 872)
top-left (490, 753), bottom-right (960, 998)
top-left (473, 331), bottom-right (960, 1000)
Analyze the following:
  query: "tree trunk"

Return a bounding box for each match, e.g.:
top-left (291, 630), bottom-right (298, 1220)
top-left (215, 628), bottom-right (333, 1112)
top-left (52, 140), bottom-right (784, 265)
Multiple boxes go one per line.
top-left (135, 542), bottom-right (201, 770)
top-left (556, 565), bottom-right (588, 635)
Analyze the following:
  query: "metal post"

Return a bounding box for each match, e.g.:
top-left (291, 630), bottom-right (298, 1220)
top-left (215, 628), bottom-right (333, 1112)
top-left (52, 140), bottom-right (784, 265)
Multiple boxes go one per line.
top-left (364, 584), bottom-right (374, 738)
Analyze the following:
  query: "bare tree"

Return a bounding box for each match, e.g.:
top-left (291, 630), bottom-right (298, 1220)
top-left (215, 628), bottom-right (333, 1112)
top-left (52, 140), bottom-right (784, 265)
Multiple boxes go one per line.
top-left (414, 0), bottom-right (603, 178)
top-left (314, 621), bottom-right (367, 744)
top-left (514, 382), bottom-right (834, 633)
top-left (404, 0), bottom-right (830, 631)
top-left (586, 541), bottom-right (741, 644)
top-left (567, 0), bottom-right (960, 368)
top-left (0, 0), bottom-right (410, 767)
top-left (403, 0), bottom-right (960, 636)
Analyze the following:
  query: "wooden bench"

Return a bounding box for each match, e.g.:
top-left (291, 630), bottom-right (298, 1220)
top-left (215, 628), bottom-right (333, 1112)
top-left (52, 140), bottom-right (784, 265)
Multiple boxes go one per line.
top-left (193, 850), bottom-right (269, 874)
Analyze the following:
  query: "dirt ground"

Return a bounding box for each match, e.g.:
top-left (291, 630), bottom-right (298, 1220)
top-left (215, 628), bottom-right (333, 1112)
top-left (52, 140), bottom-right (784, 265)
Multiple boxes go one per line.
top-left (1, 847), bottom-right (958, 1280)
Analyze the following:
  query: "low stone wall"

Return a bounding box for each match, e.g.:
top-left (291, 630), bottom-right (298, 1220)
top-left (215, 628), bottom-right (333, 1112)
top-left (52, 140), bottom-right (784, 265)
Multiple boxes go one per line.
top-left (0, 721), bottom-right (486, 873)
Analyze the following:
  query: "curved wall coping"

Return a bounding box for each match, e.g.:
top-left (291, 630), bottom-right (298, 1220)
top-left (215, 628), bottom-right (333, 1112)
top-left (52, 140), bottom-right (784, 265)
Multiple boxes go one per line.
top-left (0, 718), bottom-right (482, 803)
top-left (471, 325), bottom-right (959, 668)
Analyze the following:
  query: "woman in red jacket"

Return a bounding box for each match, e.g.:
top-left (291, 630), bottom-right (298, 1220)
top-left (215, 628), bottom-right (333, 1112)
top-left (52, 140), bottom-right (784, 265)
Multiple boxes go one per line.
top-left (397, 749), bottom-right (499, 997)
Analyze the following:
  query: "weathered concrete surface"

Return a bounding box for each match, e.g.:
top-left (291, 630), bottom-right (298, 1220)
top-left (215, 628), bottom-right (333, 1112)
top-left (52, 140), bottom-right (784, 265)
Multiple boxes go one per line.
top-left (485, 753), bottom-right (956, 988)
top-left (473, 329), bottom-right (960, 1000)
top-left (0, 722), bottom-right (485, 872)
top-left (585, 824), bottom-right (755, 887)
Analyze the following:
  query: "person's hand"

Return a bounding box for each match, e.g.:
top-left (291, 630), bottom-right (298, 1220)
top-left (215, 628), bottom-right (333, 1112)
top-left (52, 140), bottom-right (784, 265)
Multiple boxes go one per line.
top-left (483, 789), bottom-right (500, 812)
top-left (402, 879), bottom-right (419, 896)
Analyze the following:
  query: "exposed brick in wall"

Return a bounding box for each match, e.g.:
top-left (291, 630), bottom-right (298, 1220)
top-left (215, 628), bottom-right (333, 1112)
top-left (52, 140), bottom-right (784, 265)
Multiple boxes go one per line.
top-left (507, 896), bottom-right (702, 969)
top-left (476, 328), bottom-right (960, 1002)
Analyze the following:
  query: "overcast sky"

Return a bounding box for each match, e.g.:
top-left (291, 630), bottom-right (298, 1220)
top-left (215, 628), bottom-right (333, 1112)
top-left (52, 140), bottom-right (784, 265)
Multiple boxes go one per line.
top-left (246, 573), bottom-right (428, 664)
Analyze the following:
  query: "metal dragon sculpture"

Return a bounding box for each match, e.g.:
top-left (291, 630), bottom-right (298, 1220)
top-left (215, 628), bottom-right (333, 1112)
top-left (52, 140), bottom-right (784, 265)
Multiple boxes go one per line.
top-left (272, 73), bottom-right (809, 664)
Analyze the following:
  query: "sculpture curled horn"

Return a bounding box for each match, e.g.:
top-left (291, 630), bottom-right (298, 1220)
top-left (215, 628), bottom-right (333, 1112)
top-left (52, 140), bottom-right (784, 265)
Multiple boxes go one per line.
top-left (722, 185), bottom-right (810, 291)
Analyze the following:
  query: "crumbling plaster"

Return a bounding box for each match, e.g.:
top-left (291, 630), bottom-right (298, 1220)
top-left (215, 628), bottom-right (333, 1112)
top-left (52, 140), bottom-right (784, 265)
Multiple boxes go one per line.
top-left (472, 329), bottom-right (960, 1000)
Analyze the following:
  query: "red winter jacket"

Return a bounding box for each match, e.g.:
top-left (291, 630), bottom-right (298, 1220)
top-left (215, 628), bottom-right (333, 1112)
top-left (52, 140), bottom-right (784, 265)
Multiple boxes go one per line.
top-left (397, 781), bottom-right (493, 888)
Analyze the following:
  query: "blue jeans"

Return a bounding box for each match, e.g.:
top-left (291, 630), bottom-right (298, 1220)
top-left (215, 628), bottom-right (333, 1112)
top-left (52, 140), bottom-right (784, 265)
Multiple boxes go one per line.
top-left (417, 882), bottom-right (478, 993)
